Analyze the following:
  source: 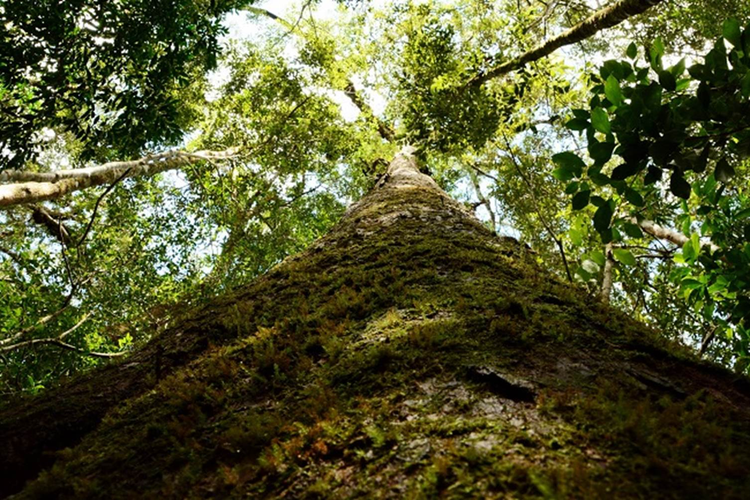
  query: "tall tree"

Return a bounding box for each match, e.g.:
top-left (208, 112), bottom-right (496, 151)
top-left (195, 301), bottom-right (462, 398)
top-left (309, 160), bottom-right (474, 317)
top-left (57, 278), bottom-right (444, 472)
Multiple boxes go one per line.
top-left (4, 1), bottom-right (750, 495)
top-left (2, 147), bottom-right (750, 497)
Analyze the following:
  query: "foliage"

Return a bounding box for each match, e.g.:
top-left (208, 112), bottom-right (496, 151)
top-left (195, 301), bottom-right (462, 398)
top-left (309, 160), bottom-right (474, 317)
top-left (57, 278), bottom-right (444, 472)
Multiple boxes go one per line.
top-left (0, 0), bottom-right (253, 168)
top-left (558, 20), bottom-right (750, 366)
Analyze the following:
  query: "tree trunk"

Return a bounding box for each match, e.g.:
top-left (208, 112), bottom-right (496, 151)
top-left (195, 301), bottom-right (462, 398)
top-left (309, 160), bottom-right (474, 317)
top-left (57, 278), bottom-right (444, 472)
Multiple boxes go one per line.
top-left (2, 147), bottom-right (750, 498)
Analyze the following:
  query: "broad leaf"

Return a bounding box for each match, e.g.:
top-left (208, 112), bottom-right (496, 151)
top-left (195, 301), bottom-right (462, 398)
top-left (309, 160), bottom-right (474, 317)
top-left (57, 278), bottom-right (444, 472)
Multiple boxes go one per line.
top-left (723, 18), bottom-right (742, 47)
top-left (605, 75), bottom-right (624, 107)
top-left (613, 248), bottom-right (636, 266)
top-left (593, 199), bottom-right (614, 232)
top-left (670, 172), bottom-right (691, 199)
top-left (716, 158), bottom-right (735, 183)
top-left (591, 107), bottom-right (611, 134)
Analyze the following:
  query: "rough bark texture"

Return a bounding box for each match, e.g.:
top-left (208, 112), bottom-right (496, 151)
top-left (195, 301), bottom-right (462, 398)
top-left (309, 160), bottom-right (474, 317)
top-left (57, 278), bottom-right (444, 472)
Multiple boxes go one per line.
top-left (0, 149), bottom-right (236, 208)
top-left (468, 0), bottom-right (664, 87)
top-left (2, 148), bottom-right (750, 498)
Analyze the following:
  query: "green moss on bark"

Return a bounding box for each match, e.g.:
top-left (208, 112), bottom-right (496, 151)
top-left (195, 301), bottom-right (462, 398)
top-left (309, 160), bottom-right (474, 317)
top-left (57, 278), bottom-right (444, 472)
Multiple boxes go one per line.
top-left (5, 151), bottom-right (750, 499)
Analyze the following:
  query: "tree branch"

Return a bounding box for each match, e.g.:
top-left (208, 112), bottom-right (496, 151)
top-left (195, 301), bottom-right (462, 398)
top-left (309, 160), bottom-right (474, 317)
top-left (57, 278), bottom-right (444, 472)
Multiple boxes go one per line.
top-left (76, 166), bottom-right (133, 248)
top-left (343, 81), bottom-right (395, 142)
top-left (0, 246), bottom-right (22, 265)
top-left (632, 217), bottom-right (720, 253)
top-left (0, 148), bottom-right (239, 209)
top-left (248, 5), bottom-right (396, 142)
top-left (30, 205), bottom-right (71, 245)
top-left (0, 313), bottom-right (123, 359)
top-left (0, 285), bottom-right (79, 346)
top-left (467, 0), bottom-right (663, 88)
top-left (468, 169), bottom-right (497, 233)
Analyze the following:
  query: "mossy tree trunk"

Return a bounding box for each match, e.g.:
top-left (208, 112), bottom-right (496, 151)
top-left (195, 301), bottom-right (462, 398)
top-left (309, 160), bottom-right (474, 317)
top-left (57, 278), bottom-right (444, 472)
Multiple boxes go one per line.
top-left (2, 147), bottom-right (750, 498)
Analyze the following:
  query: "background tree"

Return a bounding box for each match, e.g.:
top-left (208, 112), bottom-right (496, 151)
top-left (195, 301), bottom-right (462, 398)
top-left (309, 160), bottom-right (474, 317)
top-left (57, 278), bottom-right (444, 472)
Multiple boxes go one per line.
top-left (0, 0), bottom-right (260, 168)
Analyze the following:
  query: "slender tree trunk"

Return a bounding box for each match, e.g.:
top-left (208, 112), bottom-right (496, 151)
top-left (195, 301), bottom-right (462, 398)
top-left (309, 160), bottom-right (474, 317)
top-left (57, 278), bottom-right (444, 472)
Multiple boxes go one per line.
top-left (2, 147), bottom-right (750, 498)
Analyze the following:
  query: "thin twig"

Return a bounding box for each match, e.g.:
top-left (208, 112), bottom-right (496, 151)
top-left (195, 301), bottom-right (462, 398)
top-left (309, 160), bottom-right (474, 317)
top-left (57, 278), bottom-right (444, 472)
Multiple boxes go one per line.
top-left (0, 312), bottom-right (124, 358)
top-left (77, 166), bottom-right (133, 248)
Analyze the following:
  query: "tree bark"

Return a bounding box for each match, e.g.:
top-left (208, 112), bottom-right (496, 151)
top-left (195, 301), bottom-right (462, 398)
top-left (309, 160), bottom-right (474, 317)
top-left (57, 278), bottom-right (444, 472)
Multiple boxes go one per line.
top-left (0, 149), bottom-right (237, 209)
top-left (2, 147), bottom-right (750, 498)
top-left (633, 217), bottom-right (721, 253)
top-left (468, 0), bottom-right (664, 87)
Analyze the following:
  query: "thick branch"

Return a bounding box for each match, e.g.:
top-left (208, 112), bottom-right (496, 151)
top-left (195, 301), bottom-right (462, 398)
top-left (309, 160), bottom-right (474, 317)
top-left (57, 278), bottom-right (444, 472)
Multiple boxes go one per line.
top-left (343, 81), bottom-right (395, 142)
top-left (468, 0), bottom-right (663, 87)
top-left (31, 206), bottom-right (71, 245)
top-left (633, 218), bottom-right (720, 253)
top-left (0, 246), bottom-right (22, 265)
top-left (0, 338), bottom-right (124, 358)
top-left (0, 149), bottom-right (238, 209)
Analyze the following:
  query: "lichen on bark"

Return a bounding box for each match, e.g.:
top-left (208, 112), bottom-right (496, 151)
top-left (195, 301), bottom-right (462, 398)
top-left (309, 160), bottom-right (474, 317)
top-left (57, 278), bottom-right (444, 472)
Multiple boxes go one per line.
top-left (2, 147), bottom-right (750, 499)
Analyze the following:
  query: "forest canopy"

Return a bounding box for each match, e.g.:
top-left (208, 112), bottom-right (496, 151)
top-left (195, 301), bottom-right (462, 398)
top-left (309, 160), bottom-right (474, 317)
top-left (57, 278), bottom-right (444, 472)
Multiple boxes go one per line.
top-left (1, 0), bottom-right (750, 396)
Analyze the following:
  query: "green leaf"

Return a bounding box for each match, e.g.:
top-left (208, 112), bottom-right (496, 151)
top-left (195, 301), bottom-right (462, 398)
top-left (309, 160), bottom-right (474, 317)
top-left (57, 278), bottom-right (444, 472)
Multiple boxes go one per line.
top-left (552, 151), bottom-right (586, 181)
top-left (611, 162), bottom-right (640, 181)
top-left (716, 158), bottom-right (735, 183)
top-left (566, 118), bottom-right (589, 131)
top-left (624, 188), bottom-right (644, 207)
top-left (626, 42), bottom-right (637, 60)
top-left (572, 190), bottom-right (590, 210)
top-left (670, 58), bottom-right (686, 78)
top-left (644, 166), bottom-right (662, 185)
top-left (681, 278), bottom-right (704, 290)
top-left (552, 152), bottom-right (586, 175)
top-left (613, 248), bottom-right (636, 266)
top-left (590, 250), bottom-right (606, 267)
top-left (681, 217), bottom-right (692, 237)
top-left (604, 75), bottom-right (624, 107)
top-left (708, 279), bottom-right (728, 296)
top-left (742, 72), bottom-right (750, 98)
top-left (593, 199), bottom-right (615, 232)
top-left (552, 168), bottom-right (576, 181)
top-left (658, 70), bottom-right (676, 91)
top-left (570, 227), bottom-right (583, 246)
top-left (723, 18), bottom-right (742, 47)
top-left (675, 78), bottom-right (691, 92)
top-left (682, 238), bottom-right (697, 263)
top-left (590, 196), bottom-right (606, 208)
top-left (565, 182), bottom-right (580, 194)
top-left (589, 141), bottom-right (615, 163)
top-left (581, 260), bottom-right (599, 275)
top-left (590, 107), bottom-right (611, 134)
top-left (649, 38), bottom-right (664, 70)
top-left (622, 222), bottom-right (644, 238)
top-left (588, 167), bottom-right (610, 186)
top-left (572, 109), bottom-right (590, 120)
top-left (670, 172), bottom-right (691, 199)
